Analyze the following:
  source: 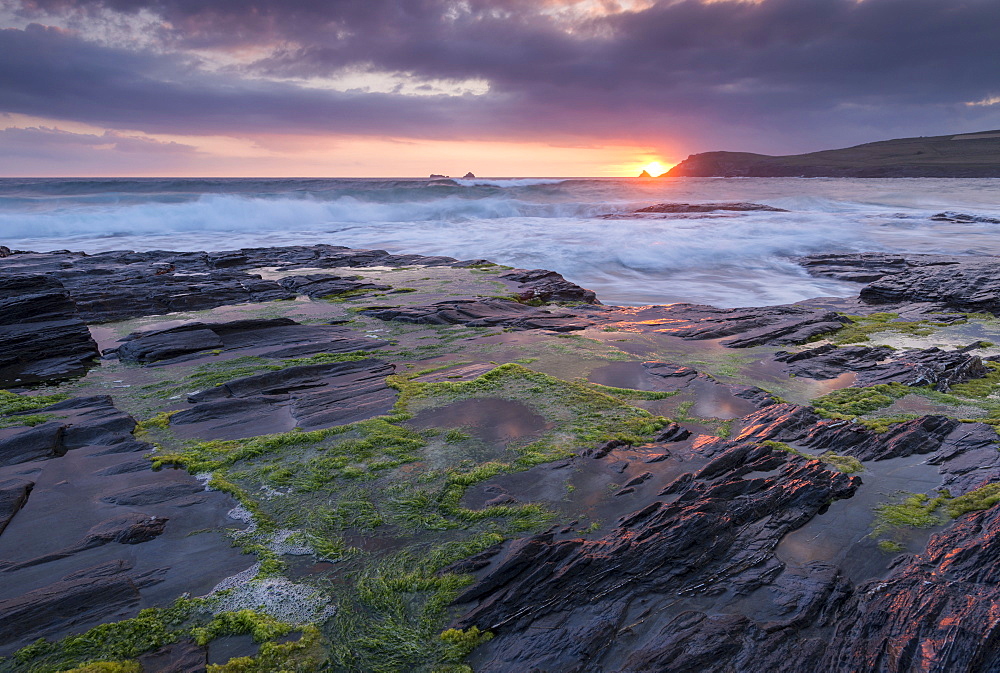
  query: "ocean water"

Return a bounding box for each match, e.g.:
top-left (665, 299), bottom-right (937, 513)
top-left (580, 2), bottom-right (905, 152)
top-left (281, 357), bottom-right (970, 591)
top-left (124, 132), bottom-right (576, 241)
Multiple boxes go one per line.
top-left (2, 176), bottom-right (999, 308)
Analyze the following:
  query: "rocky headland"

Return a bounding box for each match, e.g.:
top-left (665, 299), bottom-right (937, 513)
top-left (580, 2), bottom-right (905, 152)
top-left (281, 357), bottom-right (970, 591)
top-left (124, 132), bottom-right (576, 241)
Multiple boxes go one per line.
top-left (664, 130), bottom-right (1000, 178)
top-left (2, 238), bottom-right (1000, 672)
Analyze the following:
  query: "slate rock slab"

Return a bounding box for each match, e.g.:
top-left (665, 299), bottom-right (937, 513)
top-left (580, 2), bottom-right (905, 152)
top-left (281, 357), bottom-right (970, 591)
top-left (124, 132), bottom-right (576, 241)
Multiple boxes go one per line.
top-left (138, 640), bottom-right (209, 673)
top-left (799, 253), bottom-right (1000, 315)
top-left (0, 560), bottom-right (165, 644)
top-left (278, 273), bottom-right (390, 298)
top-left (0, 274), bottom-right (99, 386)
top-left (775, 343), bottom-right (989, 391)
top-left (609, 303), bottom-right (848, 347)
top-left (0, 245), bottom-right (491, 323)
top-left (0, 478), bottom-right (32, 536)
top-left (114, 317), bottom-right (389, 364)
top-left (0, 512), bottom-right (168, 572)
top-left (635, 201), bottom-right (788, 213)
top-left (173, 358), bottom-right (398, 437)
top-left (361, 298), bottom-right (595, 332)
top-left (454, 442), bottom-right (858, 672)
top-left (499, 268), bottom-right (600, 304)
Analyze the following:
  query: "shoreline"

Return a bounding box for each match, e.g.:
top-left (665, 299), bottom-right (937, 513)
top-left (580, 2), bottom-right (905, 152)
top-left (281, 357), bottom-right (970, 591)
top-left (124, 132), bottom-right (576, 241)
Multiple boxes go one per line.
top-left (2, 243), bottom-right (1000, 671)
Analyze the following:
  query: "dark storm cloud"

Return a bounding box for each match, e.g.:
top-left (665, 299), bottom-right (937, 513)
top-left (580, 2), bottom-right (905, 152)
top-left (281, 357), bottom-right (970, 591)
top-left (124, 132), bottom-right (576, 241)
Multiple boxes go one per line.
top-left (5, 0), bottom-right (1000, 152)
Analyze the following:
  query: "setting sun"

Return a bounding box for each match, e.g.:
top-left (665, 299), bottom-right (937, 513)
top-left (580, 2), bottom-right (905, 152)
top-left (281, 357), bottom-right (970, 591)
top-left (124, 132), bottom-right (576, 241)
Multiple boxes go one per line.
top-left (641, 161), bottom-right (666, 176)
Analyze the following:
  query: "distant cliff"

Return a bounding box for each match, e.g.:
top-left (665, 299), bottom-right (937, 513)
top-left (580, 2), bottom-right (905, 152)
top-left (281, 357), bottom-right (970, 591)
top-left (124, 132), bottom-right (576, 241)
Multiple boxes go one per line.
top-left (665, 130), bottom-right (1000, 178)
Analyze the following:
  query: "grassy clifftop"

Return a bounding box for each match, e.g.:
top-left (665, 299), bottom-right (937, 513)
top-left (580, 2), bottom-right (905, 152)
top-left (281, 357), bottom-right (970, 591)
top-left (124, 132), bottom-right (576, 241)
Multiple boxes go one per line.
top-left (665, 130), bottom-right (1000, 177)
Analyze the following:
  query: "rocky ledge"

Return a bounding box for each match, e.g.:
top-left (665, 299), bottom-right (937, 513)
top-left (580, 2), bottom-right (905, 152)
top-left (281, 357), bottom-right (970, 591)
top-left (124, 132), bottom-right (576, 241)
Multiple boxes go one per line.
top-left (2, 244), bottom-right (1000, 672)
top-left (800, 251), bottom-right (1000, 314)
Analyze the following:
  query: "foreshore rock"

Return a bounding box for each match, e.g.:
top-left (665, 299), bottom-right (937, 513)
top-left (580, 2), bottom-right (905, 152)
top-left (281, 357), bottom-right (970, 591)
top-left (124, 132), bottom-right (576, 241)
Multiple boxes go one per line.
top-left (0, 395), bottom-right (249, 654)
top-left (775, 343), bottom-right (989, 391)
top-left (500, 268), bottom-right (600, 304)
top-left (0, 274), bottom-right (99, 386)
top-left (799, 252), bottom-right (1000, 315)
top-left (455, 386), bottom-right (1000, 672)
top-left (0, 560), bottom-right (165, 645)
top-left (0, 479), bottom-right (32, 536)
top-left (455, 440), bottom-right (860, 672)
top-left (112, 317), bottom-right (387, 364)
top-left (4, 241), bottom-right (1000, 670)
top-left (635, 202), bottom-right (788, 213)
top-left (604, 303), bottom-right (848, 347)
top-left (361, 298), bottom-right (597, 332)
top-left (174, 358), bottom-right (398, 438)
top-left (0, 245), bottom-right (492, 323)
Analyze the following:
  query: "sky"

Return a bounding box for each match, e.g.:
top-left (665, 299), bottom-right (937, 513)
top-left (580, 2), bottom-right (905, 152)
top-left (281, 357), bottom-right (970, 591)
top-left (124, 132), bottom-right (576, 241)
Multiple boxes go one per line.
top-left (1, 0), bottom-right (1000, 177)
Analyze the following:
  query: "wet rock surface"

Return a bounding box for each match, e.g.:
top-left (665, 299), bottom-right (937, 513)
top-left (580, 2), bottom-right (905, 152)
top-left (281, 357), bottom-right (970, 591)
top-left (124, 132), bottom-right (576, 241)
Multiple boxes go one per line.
top-left (0, 478), bottom-right (32, 535)
top-left (0, 245), bottom-right (490, 323)
top-left (635, 201), bottom-right (789, 213)
top-left (0, 560), bottom-right (166, 645)
top-left (499, 268), bottom-right (601, 304)
top-left (112, 316), bottom-right (387, 364)
top-left (361, 297), bottom-right (597, 331)
top-left (776, 343), bottom-right (989, 390)
top-left (277, 273), bottom-right (391, 298)
top-left (0, 274), bottom-right (99, 386)
top-left (605, 303), bottom-right (848, 347)
top-left (5, 243), bottom-right (1000, 670)
top-left (797, 252), bottom-right (967, 283)
top-left (735, 402), bottom-right (1000, 486)
top-left (456, 440), bottom-right (860, 672)
top-left (455, 386), bottom-right (1000, 672)
top-left (174, 358), bottom-right (397, 438)
top-left (860, 258), bottom-right (1000, 314)
top-left (138, 639), bottom-right (209, 673)
top-left (800, 252), bottom-right (1000, 315)
top-left (931, 211), bottom-right (1000, 224)
top-left (0, 395), bottom-right (249, 655)
top-left (807, 503), bottom-right (1000, 672)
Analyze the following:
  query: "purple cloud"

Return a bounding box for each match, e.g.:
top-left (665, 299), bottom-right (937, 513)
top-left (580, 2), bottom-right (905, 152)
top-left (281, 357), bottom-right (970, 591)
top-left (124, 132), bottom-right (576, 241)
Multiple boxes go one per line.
top-left (2, 0), bottom-right (1000, 156)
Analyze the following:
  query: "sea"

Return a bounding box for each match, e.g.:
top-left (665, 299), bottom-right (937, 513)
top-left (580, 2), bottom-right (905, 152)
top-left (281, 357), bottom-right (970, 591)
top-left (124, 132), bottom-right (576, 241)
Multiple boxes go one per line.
top-left (2, 176), bottom-right (999, 308)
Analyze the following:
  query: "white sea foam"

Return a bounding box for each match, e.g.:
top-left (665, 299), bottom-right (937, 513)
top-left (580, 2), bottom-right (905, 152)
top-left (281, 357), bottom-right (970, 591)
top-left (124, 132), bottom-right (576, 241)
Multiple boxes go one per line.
top-left (3, 177), bottom-right (1000, 307)
top-left (451, 178), bottom-right (569, 187)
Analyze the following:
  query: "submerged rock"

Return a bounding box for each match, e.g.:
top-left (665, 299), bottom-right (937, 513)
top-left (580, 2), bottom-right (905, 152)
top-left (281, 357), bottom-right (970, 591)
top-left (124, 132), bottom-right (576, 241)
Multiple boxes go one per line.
top-left (930, 211), bottom-right (1000, 224)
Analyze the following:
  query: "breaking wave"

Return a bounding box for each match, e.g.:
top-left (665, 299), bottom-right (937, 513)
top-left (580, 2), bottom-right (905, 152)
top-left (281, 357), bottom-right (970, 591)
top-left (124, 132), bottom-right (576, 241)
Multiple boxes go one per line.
top-left (2, 176), bottom-right (999, 307)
